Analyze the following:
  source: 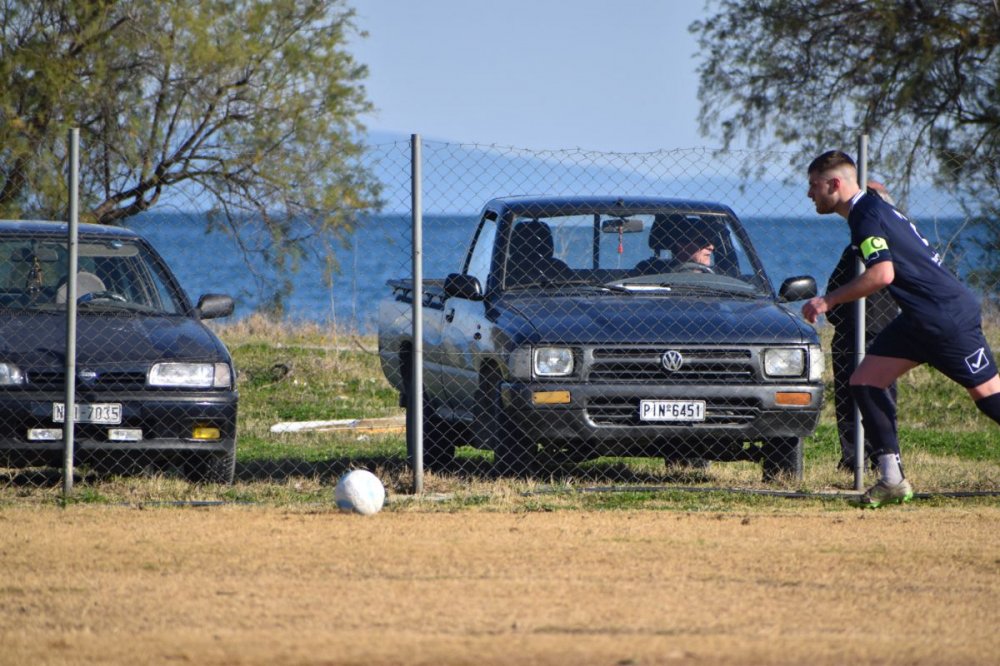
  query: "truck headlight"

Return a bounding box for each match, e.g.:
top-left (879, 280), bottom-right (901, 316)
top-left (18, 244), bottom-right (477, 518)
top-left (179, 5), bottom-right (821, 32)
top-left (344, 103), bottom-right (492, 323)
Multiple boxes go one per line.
top-left (0, 362), bottom-right (24, 386)
top-left (533, 347), bottom-right (574, 377)
top-left (148, 362), bottom-right (232, 388)
top-left (763, 348), bottom-right (805, 378)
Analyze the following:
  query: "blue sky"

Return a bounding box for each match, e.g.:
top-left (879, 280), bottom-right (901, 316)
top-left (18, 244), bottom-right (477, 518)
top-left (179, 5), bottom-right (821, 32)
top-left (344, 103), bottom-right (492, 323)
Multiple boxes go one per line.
top-left (349, 1), bottom-right (712, 151)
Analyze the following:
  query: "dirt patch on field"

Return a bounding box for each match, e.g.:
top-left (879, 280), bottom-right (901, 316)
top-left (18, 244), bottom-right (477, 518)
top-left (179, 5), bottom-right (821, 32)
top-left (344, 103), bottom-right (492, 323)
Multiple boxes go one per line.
top-left (1, 502), bottom-right (998, 665)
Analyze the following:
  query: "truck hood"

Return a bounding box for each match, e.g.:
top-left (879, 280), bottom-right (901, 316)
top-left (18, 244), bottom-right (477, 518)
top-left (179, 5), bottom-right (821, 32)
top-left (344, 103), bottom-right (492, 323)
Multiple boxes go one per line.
top-left (498, 293), bottom-right (815, 345)
top-left (0, 311), bottom-right (229, 369)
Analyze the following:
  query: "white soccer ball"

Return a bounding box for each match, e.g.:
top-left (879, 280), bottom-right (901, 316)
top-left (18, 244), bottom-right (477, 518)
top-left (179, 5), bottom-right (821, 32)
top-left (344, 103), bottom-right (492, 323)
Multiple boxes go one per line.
top-left (334, 470), bottom-right (386, 515)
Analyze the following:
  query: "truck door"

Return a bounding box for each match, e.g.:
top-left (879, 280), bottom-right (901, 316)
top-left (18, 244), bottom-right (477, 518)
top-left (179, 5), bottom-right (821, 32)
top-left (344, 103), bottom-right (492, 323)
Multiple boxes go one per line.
top-left (417, 282), bottom-right (449, 417)
top-left (437, 213), bottom-right (499, 422)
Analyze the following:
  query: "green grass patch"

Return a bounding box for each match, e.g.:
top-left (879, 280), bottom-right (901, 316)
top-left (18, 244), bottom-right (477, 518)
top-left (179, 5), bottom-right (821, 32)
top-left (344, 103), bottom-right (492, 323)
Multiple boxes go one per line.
top-left (2, 314), bottom-right (998, 508)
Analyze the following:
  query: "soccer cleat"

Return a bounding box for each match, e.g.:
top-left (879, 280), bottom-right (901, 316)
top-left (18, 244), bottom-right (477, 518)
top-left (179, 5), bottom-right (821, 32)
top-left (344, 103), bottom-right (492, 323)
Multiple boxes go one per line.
top-left (859, 479), bottom-right (914, 508)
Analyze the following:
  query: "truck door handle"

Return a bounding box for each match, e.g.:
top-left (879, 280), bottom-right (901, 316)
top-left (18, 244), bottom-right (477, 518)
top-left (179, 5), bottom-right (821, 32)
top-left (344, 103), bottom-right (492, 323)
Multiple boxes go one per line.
top-left (445, 308), bottom-right (455, 323)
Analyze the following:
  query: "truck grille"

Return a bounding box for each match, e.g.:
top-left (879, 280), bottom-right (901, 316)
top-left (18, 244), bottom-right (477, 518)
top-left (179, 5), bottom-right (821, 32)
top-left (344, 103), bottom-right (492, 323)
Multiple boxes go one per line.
top-left (586, 396), bottom-right (760, 427)
top-left (588, 347), bottom-right (755, 383)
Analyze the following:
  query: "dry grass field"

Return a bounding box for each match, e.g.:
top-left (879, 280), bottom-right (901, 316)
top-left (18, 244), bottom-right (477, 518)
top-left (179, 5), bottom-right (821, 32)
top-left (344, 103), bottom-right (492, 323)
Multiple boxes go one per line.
top-left (2, 501), bottom-right (999, 665)
top-left (2, 320), bottom-right (998, 665)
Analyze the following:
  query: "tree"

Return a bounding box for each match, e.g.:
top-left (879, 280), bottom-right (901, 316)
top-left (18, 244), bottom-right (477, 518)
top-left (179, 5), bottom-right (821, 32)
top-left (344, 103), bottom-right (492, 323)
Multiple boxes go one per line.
top-left (691, 1), bottom-right (1000, 294)
top-left (0, 0), bottom-right (379, 294)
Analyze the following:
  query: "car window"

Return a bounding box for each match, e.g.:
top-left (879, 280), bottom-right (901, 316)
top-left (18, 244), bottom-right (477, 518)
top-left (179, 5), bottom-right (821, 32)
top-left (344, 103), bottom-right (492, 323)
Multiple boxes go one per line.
top-left (465, 215), bottom-right (498, 288)
top-left (0, 237), bottom-right (187, 314)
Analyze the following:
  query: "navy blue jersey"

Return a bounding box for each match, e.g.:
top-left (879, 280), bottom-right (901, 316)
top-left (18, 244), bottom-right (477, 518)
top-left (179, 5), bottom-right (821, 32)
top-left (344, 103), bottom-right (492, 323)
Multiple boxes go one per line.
top-left (849, 192), bottom-right (979, 336)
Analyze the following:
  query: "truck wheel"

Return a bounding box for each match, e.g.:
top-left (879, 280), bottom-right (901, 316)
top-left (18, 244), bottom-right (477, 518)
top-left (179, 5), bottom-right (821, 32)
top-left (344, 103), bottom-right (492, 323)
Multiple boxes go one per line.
top-left (401, 362), bottom-right (455, 472)
top-left (423, 413), bottom-right (456, 471)
top-left (476, 366), bottom-right (533, 477)
top-left (761, 437), bottom-right (803, 482)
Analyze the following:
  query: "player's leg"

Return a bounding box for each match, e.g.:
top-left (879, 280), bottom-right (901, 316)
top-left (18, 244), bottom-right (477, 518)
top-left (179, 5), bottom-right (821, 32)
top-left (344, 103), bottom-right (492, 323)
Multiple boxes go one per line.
top-left (969, 375), bottom-right (1000, 424)
top-left (850, 356), bottom-right (916, 492)
top-left (850, 354), bottom-right (918, 390)
top-left (849, 319), bottom-right (924, 507)
top-left (926, 320), bottom-right (1000, 425)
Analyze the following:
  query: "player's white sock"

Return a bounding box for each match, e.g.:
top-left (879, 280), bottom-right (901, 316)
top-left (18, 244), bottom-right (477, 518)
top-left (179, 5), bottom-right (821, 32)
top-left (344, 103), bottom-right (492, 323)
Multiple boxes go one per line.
top-left (877, 453), bottom-right (904, 485)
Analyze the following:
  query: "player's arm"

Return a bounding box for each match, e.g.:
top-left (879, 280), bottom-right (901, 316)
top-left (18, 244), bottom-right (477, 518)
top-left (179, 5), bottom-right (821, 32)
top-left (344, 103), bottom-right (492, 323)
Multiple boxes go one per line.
top-left (802, 261), bottom-right (893, 324)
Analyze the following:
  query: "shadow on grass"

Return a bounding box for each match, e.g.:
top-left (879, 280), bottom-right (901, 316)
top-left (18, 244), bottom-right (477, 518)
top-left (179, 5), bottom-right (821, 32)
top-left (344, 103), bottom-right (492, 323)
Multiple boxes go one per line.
top-left (2, 452), bottom-right (715, 490)
top-left (426, 452), bottom-right (715, 486)
top-left (0, 466), bottom-right (65, 488)
top-left (234, 449), bottom-right (718, 486)
top-left (236, 455), bottom-right (411, 484)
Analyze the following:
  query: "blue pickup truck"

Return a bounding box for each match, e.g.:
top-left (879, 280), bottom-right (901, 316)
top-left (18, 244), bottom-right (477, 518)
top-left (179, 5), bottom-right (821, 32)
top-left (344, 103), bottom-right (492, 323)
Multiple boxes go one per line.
top-left (378, 195), bottom-right (823, 480)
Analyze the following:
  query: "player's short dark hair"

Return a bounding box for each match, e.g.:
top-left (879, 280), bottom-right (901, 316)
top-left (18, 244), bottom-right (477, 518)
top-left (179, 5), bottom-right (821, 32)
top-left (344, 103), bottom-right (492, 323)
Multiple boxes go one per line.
top-left (808, 150), bottom-right (856, 175)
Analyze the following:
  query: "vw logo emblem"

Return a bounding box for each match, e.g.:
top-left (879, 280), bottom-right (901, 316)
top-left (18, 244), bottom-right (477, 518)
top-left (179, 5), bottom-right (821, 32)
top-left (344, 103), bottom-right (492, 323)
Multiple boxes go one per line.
top-left (661, 350), bottom-right (684, 372)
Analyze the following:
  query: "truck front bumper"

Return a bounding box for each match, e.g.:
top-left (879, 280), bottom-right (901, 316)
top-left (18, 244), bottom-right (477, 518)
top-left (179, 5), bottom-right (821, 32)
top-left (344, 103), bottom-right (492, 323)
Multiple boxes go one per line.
top-left (502, 380), bottom-right (822, 455)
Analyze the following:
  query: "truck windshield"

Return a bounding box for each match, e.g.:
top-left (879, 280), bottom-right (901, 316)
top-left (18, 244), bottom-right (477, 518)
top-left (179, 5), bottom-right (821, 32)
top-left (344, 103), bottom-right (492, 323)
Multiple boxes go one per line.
top-left (505, 212), bottom-right (771, 294)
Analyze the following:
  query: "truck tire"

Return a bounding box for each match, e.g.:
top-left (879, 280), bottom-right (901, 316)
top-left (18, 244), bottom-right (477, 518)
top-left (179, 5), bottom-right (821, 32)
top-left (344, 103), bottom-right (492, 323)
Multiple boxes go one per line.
top-left (401, 360), bottom-right (456, 471)
top-left (761, 437), bottom-right (803, 482)
top-left (422, 413), bottom-right (456, 471)
top-left (476, 366), bottom-right (533, 477)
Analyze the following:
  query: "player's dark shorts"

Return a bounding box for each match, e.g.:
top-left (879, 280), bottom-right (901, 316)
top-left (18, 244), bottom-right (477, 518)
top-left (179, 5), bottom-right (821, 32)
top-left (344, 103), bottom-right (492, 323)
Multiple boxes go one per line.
top-left (868, 312), bottom-right (998, 388)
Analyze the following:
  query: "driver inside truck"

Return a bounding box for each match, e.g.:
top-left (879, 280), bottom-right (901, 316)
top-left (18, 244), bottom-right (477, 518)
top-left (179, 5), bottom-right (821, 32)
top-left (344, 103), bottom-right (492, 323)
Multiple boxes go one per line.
top-left (668, 232), bottom-right (715, 272)
top-left (633, 214), bottom-right (717, 275)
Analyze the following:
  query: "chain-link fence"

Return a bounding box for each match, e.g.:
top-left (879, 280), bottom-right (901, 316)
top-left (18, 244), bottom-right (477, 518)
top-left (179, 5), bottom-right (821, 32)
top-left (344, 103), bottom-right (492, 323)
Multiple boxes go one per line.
top-left (1, 136), bottom-right (998, 500)
top-left (376, 137), bottom-right (1000, 494)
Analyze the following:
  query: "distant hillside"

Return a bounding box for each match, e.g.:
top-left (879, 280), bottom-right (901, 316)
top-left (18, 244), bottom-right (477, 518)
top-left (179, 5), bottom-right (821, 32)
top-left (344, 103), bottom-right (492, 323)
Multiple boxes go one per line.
top-left (361, 130), bottom-right (964, 220)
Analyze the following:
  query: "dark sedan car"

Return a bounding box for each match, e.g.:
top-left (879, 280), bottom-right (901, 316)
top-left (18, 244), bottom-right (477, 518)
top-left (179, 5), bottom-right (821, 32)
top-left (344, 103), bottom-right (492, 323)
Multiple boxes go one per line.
top-left (0, 220), bottom-right (238, 483)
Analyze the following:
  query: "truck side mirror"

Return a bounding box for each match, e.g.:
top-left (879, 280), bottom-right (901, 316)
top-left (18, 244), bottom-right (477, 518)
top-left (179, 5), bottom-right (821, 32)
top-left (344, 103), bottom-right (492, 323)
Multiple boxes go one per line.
top-left (777, 276), bottom-right (817, 303)
top-left (443, 273), bottom-right (484, 301)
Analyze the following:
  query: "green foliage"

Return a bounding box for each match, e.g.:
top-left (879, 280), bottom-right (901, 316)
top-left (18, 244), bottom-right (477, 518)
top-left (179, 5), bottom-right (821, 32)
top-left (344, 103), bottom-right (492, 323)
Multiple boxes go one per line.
top-left (693, 1), bottom-right (1000, 160)
top-left (692, 1), bottom-right (1000, 287)
top-left (0, 0), bottom-right (379, 286)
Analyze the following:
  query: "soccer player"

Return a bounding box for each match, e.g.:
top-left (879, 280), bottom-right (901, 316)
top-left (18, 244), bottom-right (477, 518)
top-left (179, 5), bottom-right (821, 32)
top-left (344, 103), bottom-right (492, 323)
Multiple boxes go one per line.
top-left (826, 181), bottom-right (899, 472)
top-left (802, 150), bottom-right (1000, 507)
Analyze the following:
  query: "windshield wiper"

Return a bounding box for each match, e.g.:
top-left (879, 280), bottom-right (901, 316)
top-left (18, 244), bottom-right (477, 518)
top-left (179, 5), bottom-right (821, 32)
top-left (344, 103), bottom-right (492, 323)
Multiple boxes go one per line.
top-left (509, 278), bottom-right (610, 290)
top-left (543, 278), bottom-right (641, 293)
top-left (76, 298), bottom-right (143, 312)
top-left (659, 283), bottom-right (763, 298)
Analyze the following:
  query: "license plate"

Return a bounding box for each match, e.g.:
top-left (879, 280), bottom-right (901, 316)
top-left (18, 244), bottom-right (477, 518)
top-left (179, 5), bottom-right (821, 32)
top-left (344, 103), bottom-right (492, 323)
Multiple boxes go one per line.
top-left (639, 400), bottom-right (706, 422)
top-left (53, 402), bottom-right (123, 425)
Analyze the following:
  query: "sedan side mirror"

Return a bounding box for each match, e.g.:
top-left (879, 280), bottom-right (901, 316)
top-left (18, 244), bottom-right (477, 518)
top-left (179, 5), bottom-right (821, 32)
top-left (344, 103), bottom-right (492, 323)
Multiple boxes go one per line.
top-left (778, 276), bottom-right (818, 303)
top-left (196, 293), bottom-right (235, 319)
top-left (443, 273), bottom-right (484, 301)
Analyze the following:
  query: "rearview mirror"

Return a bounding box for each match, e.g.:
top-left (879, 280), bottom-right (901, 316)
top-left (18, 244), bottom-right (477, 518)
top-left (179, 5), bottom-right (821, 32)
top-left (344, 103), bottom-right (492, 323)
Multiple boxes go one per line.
top-left (601, 218), bottom-right (644, 233)
top-left (10, 247), bottom-right (58, 262)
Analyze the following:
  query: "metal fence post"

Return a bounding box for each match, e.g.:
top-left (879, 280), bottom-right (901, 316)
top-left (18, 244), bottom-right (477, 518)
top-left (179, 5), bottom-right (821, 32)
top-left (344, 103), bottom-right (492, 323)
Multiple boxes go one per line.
top-left (410, 134), bottom-right (424, 493)
top-left (63, 128), bottom-right (80, 498)
top-left (853, 134), bottom-right (869, 491)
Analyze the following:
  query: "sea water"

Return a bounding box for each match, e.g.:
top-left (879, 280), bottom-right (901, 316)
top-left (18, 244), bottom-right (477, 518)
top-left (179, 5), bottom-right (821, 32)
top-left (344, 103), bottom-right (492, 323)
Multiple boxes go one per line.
top-left (128, 212), bottom-right (986, 332)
